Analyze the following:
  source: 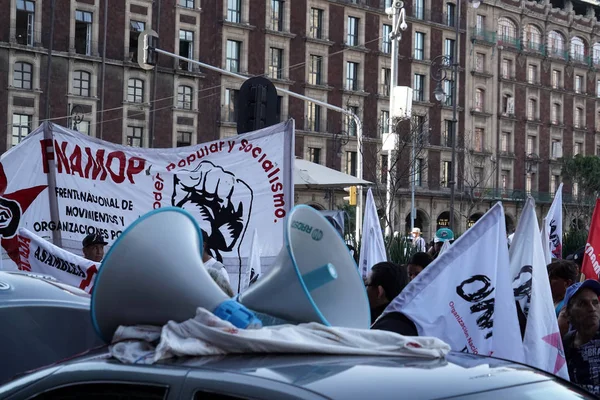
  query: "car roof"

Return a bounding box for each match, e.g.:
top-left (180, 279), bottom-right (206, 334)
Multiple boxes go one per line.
top-left (3, 349), bottom-right (555, 400)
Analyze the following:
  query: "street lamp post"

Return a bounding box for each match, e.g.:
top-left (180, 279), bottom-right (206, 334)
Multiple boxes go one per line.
top-left (429, 0), bottom-right (481, 233)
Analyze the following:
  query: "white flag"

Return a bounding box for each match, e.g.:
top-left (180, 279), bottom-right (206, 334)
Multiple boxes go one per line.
top-left (359, 188), bottom-right (387, 279)
top-left (510, 198), bottom-right (569, 380)
top-left (381, 202), bottom-right (524, 362)
top-left (543, 183), bottom-right (563, 261)
top-left (241, 229), bottom-right (262, 292)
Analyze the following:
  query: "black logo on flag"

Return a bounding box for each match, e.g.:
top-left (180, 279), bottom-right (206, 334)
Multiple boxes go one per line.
top-left (457, 275), bottom-right (495, 339)
top-left (0, 196), bottom-right (22, 239)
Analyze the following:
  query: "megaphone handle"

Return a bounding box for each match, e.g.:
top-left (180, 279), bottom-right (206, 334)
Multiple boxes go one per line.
top-left (213, 299), bottom-right (263, 329)
top-left (302, 263), bottom-right (338, 292)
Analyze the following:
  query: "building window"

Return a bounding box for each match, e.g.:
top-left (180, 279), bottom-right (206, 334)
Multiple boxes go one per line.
top-left (575, 107), bottom-right (584, 128)
top-left (226, 40), bottom-right (241, 72)
top-left (308, 147), bottom-right (321, 164)
top-left (502, 94), bottom-right (514, 115)
top-left (127, 126), bottom-right (143, 147)
top-left (224, 88), bottom-right (237, 122)
top-left (574, 142), bottom-right (583, 155)
top-left (13, 61), bottom-right (32, 89)
top-left (347, 16), bottom-right (359, 46)
top-left (474, 167), bottom-right (484, 183)
top-left (501, 169), bottom-right (510, 192)
top-left (476, 14), bottom-right (485, 33)
top-left (73, 70), bottom-right (91, 97)
top-left (552, 70), bottom-right (561, 89)
top-left (550, 175), bottom-right (560, 194)
top-left (501, 58), bottom-right (512, 79)
top-left (380, 110), bottom-right (390, 136)
top-left (269, 47), bottom-right (283, 79)
top-left (498, 17), bottom-right (517, 44)
top-left (575, 75), bottom-right (584, 94)
top-left (444, 38), bottom-right (455, 63)
top-left (414, 32), bottom-right (424, 60)
top-left (380, 154), bottom-right (388, 185)
top-left (573, 182), bottom-right (579, 198)
top-left (77, 120), bottom-right (90, 135)
top-left (271, 0), bottom-right (284, 31)
top-left (380, 67), bottom-right (390, 96)
top-left (475, 52), bottom-right (485, 72)
top-left (127, 78), bottom-right (144, 103)
top-left (179, 0), bottom-right (194, 8)
top-left (443, 79), bottom-right (454, 106)
top-left (527, 64), bottom-right (538, 84)
top-left (347, 106), bottom-right (358, 136)
top-left (441, 161), bottom-right (452, 187)
top-left (571, 37), bottom-right (586, 63)
top-left (128, 20), bottom-right (145, 62)
top-left (227, 0), bottom-right (241, 23)
top-left (443, 119), bottom-right (453, 147)
top-left (413, 74), bottom-right (425, 101)
top-left (346, 151), bottom-right (357, 176)
top-left (445, 2), bottom-right (456, 27)
top-left (474, 88), bottom-right (484, 112)
top-left (500, 131), bottom-right (510, 152)
top-left (524, 24), bottom-right (542, 52)
top-left (549, 30), bottom-right (566, 58)
top-left (414, 0), bottom-right (425, 19)
top-left (382, 24), bottom-right (391, 54)
top-left (177, 131), bottom-right (192, 147)
top-left (551, 139), bottom-right (562, 159)
top-left (474, 128), bottom-right (484, 152)
top-left (179, 30), bottom-right (194, 71)
top-left (346, 62), bottom-right (358, 91)
top-left (309, 55), bottom-right (323, 85)
top-left (526, 174), bottom-right (533, 193)
top-left (597, 80), bottom-right (600, 97)
top-left (177, 85), bottom-right (193, 110)
top-left (307, 102), bottom-right (321, 132)
top-left (551, 103), bottom-right (561, 125)
top-left (527, 135), bottom-right (535, 154)
top-left (309, 8), bottom-right (323, 39)
top-left (527, 98), bottom-right (537, 120)
top-left (16, 0), bottom-right (35, 46)
top-left (11, 113), bottom-right (31, 146)
top-left (415, 158), bottom-right (423, 186)
top-left (75, 10), bottom-right (93, 55)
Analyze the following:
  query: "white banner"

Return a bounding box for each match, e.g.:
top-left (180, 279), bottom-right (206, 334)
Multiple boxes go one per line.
top-left (510, 198), bottom-right (569, 380)
top-left (17, 227), bottom-right (98, 293)
top-left (544, 183), bottom-right (563, 260)
top-left (359, 188), bottom-right (387, 279)
top-left (0, 121), bottom-right (294, 278)
top-left (381, 202), bottom-right (524, 362)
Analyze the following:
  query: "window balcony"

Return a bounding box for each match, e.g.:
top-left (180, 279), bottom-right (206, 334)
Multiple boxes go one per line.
top-left (471, 28), bottom-right (496, 45)
top-left (497, 35), bottom-right (520, 50)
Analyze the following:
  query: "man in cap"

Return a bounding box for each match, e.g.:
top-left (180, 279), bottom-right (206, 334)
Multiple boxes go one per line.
top-left (562, 280), bottom-right (600, 395)
top-left (82, 233), bottom-right (108, 263)
top-left (411, 227), bottom-right (426, 252)
top-left (428, 228), bottom-right (454, 259)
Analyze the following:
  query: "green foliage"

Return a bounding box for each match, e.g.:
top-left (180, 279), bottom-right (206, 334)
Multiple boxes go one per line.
top-left (561, 155), bottom-right (600, 196)
top-left (563, 230), bottom-right (588, 257)
top-left (386, 235), bottom-right (417, 265)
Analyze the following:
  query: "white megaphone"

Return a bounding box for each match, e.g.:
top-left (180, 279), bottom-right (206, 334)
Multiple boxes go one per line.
top-left (91, 207), bottom-right (262, 343)
top-left (237, 205), bottom-right (371, 329)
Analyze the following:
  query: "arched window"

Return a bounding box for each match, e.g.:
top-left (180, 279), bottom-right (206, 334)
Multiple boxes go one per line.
top-left (127, 78), bottom-right (144, 103)
top-left (548, 31), bottom-right (566, 58)
top-left (571, 36), bottom-right (586, 63)
top-left (497, 17), bottom-right (517, 44)
top-left (73, 70), bottom-right (91, 97)
top-left (13, 61), bottom-right (32, 89)
top-left (177, 85), bottom-right (193, 110)
top-left (524, 24), bottom-right (542, 52)
top-left (593, 43), bottom-right (600, 65)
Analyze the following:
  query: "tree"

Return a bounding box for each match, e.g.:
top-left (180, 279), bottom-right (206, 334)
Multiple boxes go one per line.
top-left (561, 154), bottom-right (600, 229)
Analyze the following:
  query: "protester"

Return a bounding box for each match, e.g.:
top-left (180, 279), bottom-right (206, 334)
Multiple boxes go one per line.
top-left (207, 267), bottom-right (234, 297)
top-left (364, 262), bottom-right (408, 324)
top-left (411, 228), bottom-right (427, 252)
top-left (562, 280), bottom-right (600, 395)
top-left (427, 228), bottom-right (454, 259)
top-left (407, 252), bottom-right (433, 281)
top-left (547, 259), bottom-right (579, 316)
top-left (567, 246), bottom-right (585, 280)
top-left (81, 233), bottom-right (108, 262)
top-left (202, 230), bottom-right (230, 284)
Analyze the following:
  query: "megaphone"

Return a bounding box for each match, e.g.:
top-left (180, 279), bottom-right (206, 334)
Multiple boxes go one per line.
top-left (238, 205), bottom-right (371, 329)
top-left (91, 207), bottom-right (261, 343)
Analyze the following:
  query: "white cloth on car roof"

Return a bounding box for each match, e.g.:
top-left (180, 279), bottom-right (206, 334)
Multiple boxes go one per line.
top-left (109, 307), bottom-right (451, 365)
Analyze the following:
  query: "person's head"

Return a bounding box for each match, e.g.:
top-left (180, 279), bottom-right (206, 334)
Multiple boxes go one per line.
top-left (571, 246), bottom-right (585, 275)
top-left (411, 228), bottom-right (421, 238)
top-left (201, 230), bottom-right (212, 260)
top-left (365, 262), bottom-right (409, 309)
top-left (564, 280), bottom-right (600, 333)
top-left (547, 259), bottom-right (579, 302)
top-left (82, 233), bottom-right (107, 262)
top-left (407, 252), bottom-right (433, 281)
top-left (433, 228), bottom-right (454, 253)
top-left (207, 267), bottom-right (234, 297)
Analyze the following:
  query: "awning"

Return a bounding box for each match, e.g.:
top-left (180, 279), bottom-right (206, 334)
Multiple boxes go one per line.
top-left (294, 159), bottom-right (372, 188)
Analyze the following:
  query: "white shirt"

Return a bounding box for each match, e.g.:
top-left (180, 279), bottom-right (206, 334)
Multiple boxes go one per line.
top-left (204, 257), bottom-right (231, 284)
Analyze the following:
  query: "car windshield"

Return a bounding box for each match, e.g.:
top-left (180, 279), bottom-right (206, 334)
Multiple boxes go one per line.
top-left (457, 379), bottom-right (595, 399)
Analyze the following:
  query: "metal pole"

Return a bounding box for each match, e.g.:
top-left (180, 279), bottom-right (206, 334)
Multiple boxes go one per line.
top-left (42, 123), bottom-right (62, 247)
top-left (449, 0), bottom-right (461, 233)
top-left (43, 0), bottom-right (56, 121)
top-left (154, 48), bottom-right (365, 237)
top-left (98, 0), bottom-right (108, 140)
top-left (150, 0), bottom-right (161, 148)
top-left (385, 6), bottom-right (399, 237)
top-left (411, 130), bottom-right (416, 231)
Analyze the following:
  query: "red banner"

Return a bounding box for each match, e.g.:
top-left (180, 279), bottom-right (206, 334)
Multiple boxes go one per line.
top-left (582, 199), bottom-right (600, 280)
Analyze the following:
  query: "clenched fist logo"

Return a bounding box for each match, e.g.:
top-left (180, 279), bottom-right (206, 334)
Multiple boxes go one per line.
top-left (171, 161), bottom-right (253, 262)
